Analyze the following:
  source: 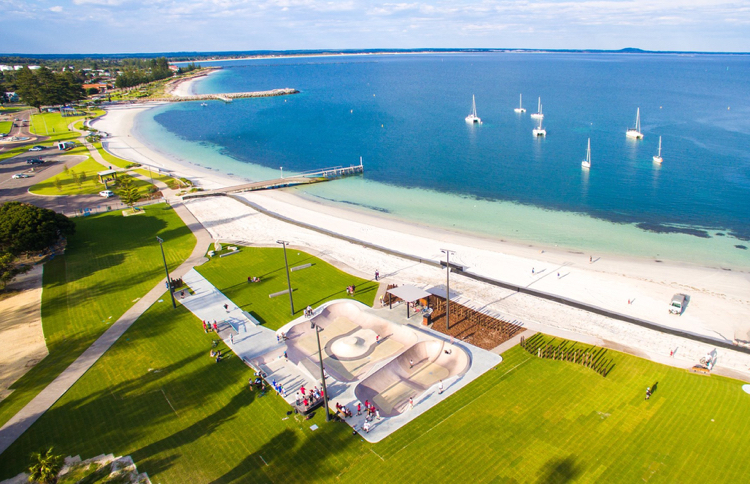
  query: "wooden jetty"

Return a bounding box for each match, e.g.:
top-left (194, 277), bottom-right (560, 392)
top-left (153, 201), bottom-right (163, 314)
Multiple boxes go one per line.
top-left (182, 161), bottom-right (364, 200)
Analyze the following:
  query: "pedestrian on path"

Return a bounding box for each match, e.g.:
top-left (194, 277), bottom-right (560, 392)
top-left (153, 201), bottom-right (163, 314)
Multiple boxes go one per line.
top-left (230, 334), bottom-right (234, 345)
top-left (213, 321), bottom-right (218, 332)
top-left (375, 269), bottom-right (379, 281)
top-left (438, 380), bottom-right (444, 394)
top-left (224, 303), bottom-right (229, 312)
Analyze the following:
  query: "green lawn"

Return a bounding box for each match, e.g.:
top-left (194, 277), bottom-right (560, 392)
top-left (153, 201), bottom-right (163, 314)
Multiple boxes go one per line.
top-left (3, 315), bottom-right (750, 483)
top-left (30, 112), bottom-right (85, 137)
top-left (0, 205), bottom-right (195, 429)
top-left (92, 141), bottom-right (133, 169)
top-left (29, 153), bottom-right (154, 197)
top-left (196, 247), bottom-right (378, 330)
top-left (0, 121), bottom-right (11, 135)
top-left (132, 168), bottom-right (176, 185)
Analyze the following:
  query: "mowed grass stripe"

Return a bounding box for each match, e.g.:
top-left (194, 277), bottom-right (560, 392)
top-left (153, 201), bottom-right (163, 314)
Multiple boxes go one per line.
top-left (0, 204), bottom-right (195, 428)
top-left (196, 246), bottom-right (377, 330)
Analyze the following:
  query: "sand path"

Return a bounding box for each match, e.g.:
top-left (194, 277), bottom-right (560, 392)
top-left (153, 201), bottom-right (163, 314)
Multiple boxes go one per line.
top-left (0, 266), bottom-right (47, 401)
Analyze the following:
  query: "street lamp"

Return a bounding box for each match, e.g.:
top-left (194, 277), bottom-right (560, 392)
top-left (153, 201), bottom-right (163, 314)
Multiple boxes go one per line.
top-left (440, 249), bottom-right (455, 330)
top-left (157, 236), bottom-right (176, 308)
top-left (276, 240), bottom-right (294, 315)
top-left (311, 321), bottom-right (331, 422)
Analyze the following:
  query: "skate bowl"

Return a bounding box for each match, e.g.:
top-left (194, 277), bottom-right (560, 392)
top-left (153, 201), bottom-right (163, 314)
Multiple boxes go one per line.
top-left (355, 340), bottom-right (471, 417)
top-left (284, 301), bottom-right (419, 382)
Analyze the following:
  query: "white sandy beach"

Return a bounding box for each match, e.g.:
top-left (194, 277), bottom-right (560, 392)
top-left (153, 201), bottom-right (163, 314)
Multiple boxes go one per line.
top-left (91, 85), bottom-right (750, 379)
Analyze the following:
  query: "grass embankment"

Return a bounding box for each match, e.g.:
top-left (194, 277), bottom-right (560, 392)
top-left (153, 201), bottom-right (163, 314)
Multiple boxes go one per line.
top-left (132, 168), bottom-right (176, 185)
top-left (0, 121), bottom-right (11, 135)
top-left (3, 325), bottom-right (750, 483)
top-left (0, 205), bottom-right (195, 429)
top-left (91, 141), bottom-right (133, 169)
top-left (196, 247), bottom-right (378, 330)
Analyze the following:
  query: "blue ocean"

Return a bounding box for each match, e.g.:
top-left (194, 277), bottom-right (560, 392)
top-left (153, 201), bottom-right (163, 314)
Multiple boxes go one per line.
top-left (135, 53), bottom-right (750, 268)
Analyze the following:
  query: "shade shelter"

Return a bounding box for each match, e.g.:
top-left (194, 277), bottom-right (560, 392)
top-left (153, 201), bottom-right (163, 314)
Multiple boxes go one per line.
top-left (97, 169), bottom-right (118, 188)
top-left (386, 285), bottom-right (431, 319)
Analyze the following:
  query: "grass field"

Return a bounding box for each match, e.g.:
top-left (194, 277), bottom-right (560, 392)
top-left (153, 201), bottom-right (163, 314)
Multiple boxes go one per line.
top-left (2, 307), bottom-right (749, 484)
top-left (0, 204), bottom-right (195, 429)
top-left (132, 168), bottom-right (176, 185)
top-left (29, 154), bottom-right (154, 197)
top-left (92, 141), bottom-right (133, 169)
top-left (0, 121), bottom-right (11, 135)
top-left (196, 247), bottom-right (378, 330)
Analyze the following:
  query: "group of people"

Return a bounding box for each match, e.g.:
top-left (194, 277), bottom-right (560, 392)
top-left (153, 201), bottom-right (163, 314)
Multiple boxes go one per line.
top-left (247, 276), bottom-right (261, 283)
top-left (276, 332), bottom-right (287, 343)
top-left (249, 371), bottom-right (267, 392)
top-left (271, 379), bottom-right (286, 397)
top-left (202, 320), bottom-right (219, 333)
top-left (209, 349), bottom-right (222, 363)
top-left (295, 385), bottom-right (324, 408)
top-left (346, 285), bottom-right (357, 296)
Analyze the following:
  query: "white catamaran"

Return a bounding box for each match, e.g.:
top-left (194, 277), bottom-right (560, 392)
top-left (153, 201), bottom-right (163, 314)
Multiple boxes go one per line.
top-left (533, 118), bottom-right (546, 137)
top-left (581, 138), bottom-right (591, 169)
top-left (465, 95), bottom-right (482, 124)
top-left (653, 136), bottom-right (663, 163)
top-left (530, 97), bottom-right (544, 119)
top-left (514, 94), bottom-right (526, 113)
top-left (626, 107), bottom-right (643, 139)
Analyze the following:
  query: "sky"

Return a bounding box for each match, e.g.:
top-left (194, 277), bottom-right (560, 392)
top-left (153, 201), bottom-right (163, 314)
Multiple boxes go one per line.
top-left (2, 0), bottom-right (750, 54)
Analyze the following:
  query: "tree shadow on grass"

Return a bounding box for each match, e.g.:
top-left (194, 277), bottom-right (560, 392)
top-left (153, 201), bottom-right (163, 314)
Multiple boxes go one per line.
top-left (208, 421), bottom-right (364, 484)
top-left (536, 456), bottom-right (582, 484)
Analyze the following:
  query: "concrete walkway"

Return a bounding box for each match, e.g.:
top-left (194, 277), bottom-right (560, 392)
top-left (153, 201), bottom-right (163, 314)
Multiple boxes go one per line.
top-left (176, 270), bottom-right (314, 402)
top-left (0, 199), bottom-right (213, 456)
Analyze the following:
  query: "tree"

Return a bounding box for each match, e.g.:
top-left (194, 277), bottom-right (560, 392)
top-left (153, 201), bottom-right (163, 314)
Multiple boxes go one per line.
top-left (54, 177), bottom-right (62, 191)
top-left (117, 176), bottom-right (141, 208)
top-left (15, 67), bottom-right (43, 111)
top-left (0, 202), bottom-right (75, 256)
top-left (79, 171), bottom-right (87, 185)
top-left (27, 447), bottom-right (62, 484)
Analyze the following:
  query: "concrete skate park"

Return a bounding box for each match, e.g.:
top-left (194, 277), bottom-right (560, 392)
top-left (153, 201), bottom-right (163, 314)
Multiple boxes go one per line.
top-left (271, 300), bottom-right (501, 441)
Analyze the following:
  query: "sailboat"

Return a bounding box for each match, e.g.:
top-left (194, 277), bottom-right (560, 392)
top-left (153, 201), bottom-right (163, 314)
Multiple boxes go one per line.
top-left (532, 118), bottom-right (546, 137)
top-left (653, 136), bottom-right (663, 163)
top-left (626, 107), bottom-right (643, 139)
top-left (581, 139), bottom-right (591, 169)
top-left (514, 94), bottom-right (526, 113)
top-left (530, 97), bottom-right (544, 119)
top-left (465, 95), bottom-right (482, 124)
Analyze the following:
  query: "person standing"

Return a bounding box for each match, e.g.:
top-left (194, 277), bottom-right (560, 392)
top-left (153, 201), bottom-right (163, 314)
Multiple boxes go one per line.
top-left (375, 269), bottom-right (379, 281)
top-left (230, 334), bottom-right (234, 345)
top-left (224, 303), bottom-right (229, 313)
top-left (438, 380), bottom-right (444, 394)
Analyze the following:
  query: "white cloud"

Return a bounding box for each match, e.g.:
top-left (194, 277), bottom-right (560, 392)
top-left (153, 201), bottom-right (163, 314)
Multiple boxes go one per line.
top-left (49, 6), bottom-right (63, 12)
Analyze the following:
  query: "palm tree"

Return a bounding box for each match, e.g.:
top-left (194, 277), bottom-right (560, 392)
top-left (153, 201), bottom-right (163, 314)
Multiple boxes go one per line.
top-left (28, 447), bottom-right (62, 484)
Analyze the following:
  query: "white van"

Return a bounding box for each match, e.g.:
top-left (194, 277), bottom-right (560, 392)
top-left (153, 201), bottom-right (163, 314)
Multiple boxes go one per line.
top-left (669, 294), bottom-right (687, 315)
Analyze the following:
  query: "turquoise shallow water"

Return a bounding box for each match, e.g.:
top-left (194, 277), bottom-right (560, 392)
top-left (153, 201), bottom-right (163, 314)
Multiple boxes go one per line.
top-left (137, 53), bottom-right (750, 269)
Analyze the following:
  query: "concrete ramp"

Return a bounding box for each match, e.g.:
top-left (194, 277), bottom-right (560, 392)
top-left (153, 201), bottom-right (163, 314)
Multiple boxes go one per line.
top-left (355, 340), bottom-right (470, 417)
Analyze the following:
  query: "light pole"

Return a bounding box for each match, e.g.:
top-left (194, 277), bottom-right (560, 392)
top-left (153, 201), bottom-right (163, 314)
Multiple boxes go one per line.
top-left (312, 321), bottom-right (331, 422)
top-left (280, 167), bottom-right (284, 179)
top-left (157, 236), bottom-right (176, 308)
top-left (277, 240), bottom-right (294, 315)
top-left (441, 249), bottom-right (455, 330)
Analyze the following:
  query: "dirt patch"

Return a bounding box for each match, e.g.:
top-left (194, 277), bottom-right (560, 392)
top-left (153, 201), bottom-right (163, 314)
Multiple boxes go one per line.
top-left (0, 265), bottom-right (48, 400)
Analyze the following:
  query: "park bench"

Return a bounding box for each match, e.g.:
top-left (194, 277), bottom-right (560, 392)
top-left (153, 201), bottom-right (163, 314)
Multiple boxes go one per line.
top-left (242, 311), bottom-right (262, 326)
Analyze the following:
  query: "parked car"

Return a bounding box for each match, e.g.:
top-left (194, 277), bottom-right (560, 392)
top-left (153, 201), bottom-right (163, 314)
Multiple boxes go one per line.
top-left (99, 190), bottom-right (114, 198)
top-left (669, 294), bottom-right (688, 315)
top-left (26, 159), bottom-right (44, 165)
top-left (28, 146), bottom-right (44, 151)
top-left (12, 173), bottom-right (31, 179)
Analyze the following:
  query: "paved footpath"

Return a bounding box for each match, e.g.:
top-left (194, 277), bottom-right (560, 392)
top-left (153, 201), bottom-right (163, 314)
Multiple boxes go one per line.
top-left (0, 200), bottom-right (213, 456)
